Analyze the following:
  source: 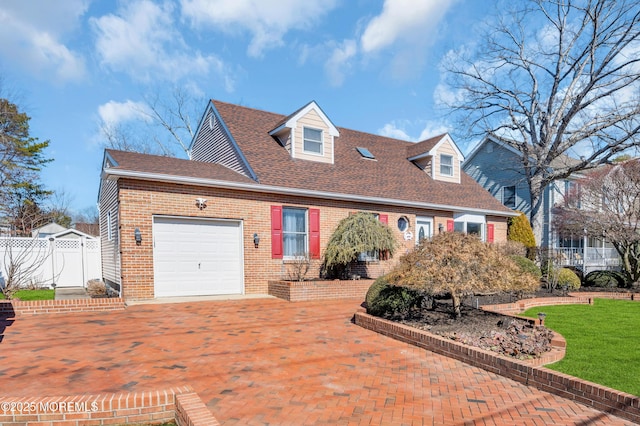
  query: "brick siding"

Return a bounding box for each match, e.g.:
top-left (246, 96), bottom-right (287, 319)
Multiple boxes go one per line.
top-left (114, 178), bottom-right (510, 301)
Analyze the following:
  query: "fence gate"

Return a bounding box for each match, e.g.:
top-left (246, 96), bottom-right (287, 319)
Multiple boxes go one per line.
top-left (0, 237), bottom-right (102, 289)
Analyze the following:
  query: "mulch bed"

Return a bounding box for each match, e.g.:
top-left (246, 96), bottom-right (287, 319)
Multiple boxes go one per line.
top-left (387, 288), bottom-right (632, 360)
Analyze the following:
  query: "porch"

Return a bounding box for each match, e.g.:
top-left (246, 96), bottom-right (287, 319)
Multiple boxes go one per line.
top-left (555, 247), bottom-right (621, 274)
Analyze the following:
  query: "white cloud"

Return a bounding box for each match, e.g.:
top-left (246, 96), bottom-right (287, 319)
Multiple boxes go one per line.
top-left (417, 122), bottom-right (450, 141)
top-left (379, 120), bottom-right (450, 142)
top-left (91, 0), bottom-right (233, 88)
top-left (0, 0), bottom-right (87, 82)
top-left (325, 40), bottom-right (358, 87)
top-left (319, 0), bottom-right (457, 85)
top-left (361, 0), bottom-right (455, 54)
top-left (180, 0), bottom-right (338, 57)
top-left (98, 100), bottom-right (151, 128)
top-left (379, 123), bottom-right (413, 141)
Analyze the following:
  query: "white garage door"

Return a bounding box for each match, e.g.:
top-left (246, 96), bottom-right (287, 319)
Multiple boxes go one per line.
top-left (153, 216), bottom-right (244, 297)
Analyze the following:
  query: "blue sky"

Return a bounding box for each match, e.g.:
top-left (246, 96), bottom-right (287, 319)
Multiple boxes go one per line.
top-left (0, 0), bottom-right (498, 215)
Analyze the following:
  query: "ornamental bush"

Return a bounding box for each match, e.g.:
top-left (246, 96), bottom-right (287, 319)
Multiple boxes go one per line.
top-left (583, 270), bottom-right (626, 288)
top-left (387, 232), bottom-right (539, 319)
top-left (365, 276), bottom-right (388, 310)
top-left (365, 276), bottom-right (423, 319)
top-left (507, 211), bottom-right (537, 260)
top-left (323, 212), bottom-right (396, 279)
top-left (510, 255), bottom-right (542, 279)
top-left (556, 268), bottom-right (581, 290)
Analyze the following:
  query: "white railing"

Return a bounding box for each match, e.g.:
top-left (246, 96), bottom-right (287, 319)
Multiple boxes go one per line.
top-left (555, 247), bottom-right (621, 272)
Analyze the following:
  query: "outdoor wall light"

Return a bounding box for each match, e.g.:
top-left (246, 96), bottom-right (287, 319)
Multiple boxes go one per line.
top-left (253, 233), bottom-right (260, 248)
top-left (438, 223), bottom-right (444, 234)
top-left (537, 312), bottom-right (547, 326)
top-left (134, 228), bottom-right (142, 245)
top-left (195, 197), bottom-right (207, 210)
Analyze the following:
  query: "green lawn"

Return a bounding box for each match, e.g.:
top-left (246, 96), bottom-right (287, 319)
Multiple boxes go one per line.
top-left (0, 289), bottom-right (55, 301)
top-left (522, 299), bottom-right (640, 396)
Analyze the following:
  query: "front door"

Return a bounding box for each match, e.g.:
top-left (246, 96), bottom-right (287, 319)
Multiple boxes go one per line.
top-left (416, 217), bottom-right (433, 245)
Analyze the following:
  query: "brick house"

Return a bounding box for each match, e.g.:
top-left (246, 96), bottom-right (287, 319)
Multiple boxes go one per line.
top-left (98, 100), bottom-right (516, 300)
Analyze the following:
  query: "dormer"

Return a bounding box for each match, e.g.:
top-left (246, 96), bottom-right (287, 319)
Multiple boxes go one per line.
top-left (269, 101), bottom-right (339, 164)
top-left (407, 133), bottom-right (464, 184)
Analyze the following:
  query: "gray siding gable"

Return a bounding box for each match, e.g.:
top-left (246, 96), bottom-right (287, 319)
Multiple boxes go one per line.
top-left (190, 103), bottom-right (257, 181)
top-left (463, 139), bottom-right (532, 215)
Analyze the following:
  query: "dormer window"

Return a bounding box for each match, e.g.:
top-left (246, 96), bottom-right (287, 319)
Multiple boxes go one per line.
top-left (440, 154), bottom-right (453, 176)
top-left (269, 101), bottom-right (339, 164)
top-left (303, 127), bottom-right (323, 154)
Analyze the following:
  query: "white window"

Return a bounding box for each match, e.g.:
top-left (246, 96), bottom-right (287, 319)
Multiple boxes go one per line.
top-left (303, 127), bottom-right (323, 154)
top-left (565, 181), bottom-right (581, 208)
top-left (107, 211), bottom-right (113, 241)
top-left (440, 154), bottom-right (453, 176)
top-left (454, 221), bottom-right (483, 238)
top-left (359, 213), bottom-right (380, 262)
top-left (453, 213), bottom-right (486, 240)
top-left (283, 207), bottom-right (307, 257)
top-left (503, 185), bottom-right (516, 208)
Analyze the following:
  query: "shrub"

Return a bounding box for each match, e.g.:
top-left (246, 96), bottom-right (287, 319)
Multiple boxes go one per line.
top-left (365, 276), bottom-right (388, 310)
top-left (507, 211), bottom-right (537, 260)
top-left (387, 232), bottom-right (539, 318)
top-left (510, 255), bottom-right (542, 279)
top-left (366, 277), bottom-right (423, 319)
top-left (556, 268), bottom-right (581, 290)
top-left (584, 270), bottom-right (626, 288)
top-left (498, 240), bottom-right (527, 257)
top-left (286, 253), bottom-right (311, 282)
top-left (323, 212), bottom-right (397, 279)
top-left (87, 279), bottom-right (107, 296)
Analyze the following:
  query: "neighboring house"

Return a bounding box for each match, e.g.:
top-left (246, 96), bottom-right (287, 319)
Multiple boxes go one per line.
top-left (463, 134), bottom-right (620, 272)
top-left (98, 100), bottom-right (516, 300)
top-left (31, 222), bottom-right (68, 238)
top-left (74, 222), bottom-right (100, 237)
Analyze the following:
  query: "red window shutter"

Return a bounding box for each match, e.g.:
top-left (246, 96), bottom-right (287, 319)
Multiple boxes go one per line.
top-left (446, 220), bottom-right (454, 232)
top-left (271, 205), bottom-right (283, 259)
top-left (309, 209), bottom-right (320, 259)
top-left (487, 223), bottom-right (495, 243)
top-left (379, 214), bottom-right (388, 225)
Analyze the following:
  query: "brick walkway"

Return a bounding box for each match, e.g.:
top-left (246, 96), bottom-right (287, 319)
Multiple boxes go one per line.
top-left (0, 298), bottom-right (633, 425)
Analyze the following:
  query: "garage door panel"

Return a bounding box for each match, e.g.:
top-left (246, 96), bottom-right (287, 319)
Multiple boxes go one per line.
top-left (153, 217), bottom-right (244, 297)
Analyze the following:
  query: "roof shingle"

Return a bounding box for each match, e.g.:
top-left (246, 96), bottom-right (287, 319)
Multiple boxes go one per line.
top-left (104, 100), bottom-right (512, 215)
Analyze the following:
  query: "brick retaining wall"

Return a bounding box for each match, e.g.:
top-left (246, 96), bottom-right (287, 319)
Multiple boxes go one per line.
top-left (0, 387), bottom-right (220, 426)
top-left (355, 303), bottom-right (640, 424)
top-left (268, 279), bottom-right (374, 302)
top-left (481, 292), bottom-right (638, 316)
top-left (0, 298), bottom-right (126, 316)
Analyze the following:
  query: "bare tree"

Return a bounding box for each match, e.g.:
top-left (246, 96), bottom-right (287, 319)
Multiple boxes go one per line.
top-left (1, 236), bottom-right (54, 298)
top-left (142, 87), bottom-right (200, 156)
top-left (554, 160), bottom-right (640, 284)
top-left (72, 206), bottom-right (99, 236)
top-left (100, 87), bottom-right (203, 157)
top-left (442, 0), bottom-right (640, 244)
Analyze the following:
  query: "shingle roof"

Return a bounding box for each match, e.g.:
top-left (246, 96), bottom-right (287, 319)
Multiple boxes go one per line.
top-left (211, 100), bottom-right (510, 213)
top-left (104, 101), bottom-right (513, 215)
top-left (405, 134), bottom-right (446, 159)
top-left (105, 149), bottom-right (256, 185)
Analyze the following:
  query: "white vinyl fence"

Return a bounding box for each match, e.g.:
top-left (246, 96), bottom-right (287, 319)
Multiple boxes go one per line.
top-left (0, 237), bottom-right (101, 288)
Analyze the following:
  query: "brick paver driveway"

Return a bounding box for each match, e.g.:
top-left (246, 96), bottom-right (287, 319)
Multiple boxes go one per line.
top-left (0, 298), bottom-right (632, 425)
